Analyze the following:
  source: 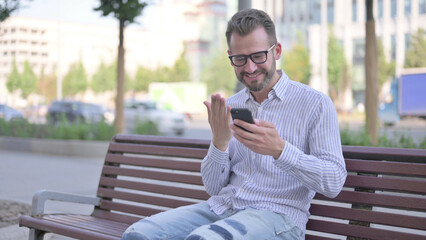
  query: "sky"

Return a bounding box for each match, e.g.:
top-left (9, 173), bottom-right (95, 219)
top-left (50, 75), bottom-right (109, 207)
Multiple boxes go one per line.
top-left (13, 0), bottom-right (157, 29)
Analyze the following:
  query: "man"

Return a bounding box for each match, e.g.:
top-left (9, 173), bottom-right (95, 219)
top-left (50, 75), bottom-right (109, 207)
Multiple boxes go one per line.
top-left (122, 9), bottom-right (347, 240)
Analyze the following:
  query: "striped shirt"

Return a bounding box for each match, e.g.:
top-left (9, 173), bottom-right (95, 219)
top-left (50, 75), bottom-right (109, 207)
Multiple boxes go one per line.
top-left (201, 70), bottom-right (347, 233)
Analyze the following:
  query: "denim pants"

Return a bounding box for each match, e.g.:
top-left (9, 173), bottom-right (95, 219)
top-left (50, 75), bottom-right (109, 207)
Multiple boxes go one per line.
top-left (121, 202), bottom-right (303, 240)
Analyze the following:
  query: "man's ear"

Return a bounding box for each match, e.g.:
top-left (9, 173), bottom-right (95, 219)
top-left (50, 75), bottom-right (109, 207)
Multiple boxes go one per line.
top-left (274, 42), bottom-right (282, 60)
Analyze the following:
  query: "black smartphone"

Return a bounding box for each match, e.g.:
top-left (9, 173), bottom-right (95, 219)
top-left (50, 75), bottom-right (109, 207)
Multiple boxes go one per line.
top-left (230, 108), bottom-right (254, 132)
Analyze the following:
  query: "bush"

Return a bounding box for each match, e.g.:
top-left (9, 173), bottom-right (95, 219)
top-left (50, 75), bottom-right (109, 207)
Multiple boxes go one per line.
top-left (340, 124), bottom-right (425, 149)
top-left (0, 119), bottom-right (115, 141)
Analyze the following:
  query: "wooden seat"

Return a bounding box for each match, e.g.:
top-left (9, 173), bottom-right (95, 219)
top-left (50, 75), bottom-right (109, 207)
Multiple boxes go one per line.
top-left (19, 134), bottom-right (426, 240)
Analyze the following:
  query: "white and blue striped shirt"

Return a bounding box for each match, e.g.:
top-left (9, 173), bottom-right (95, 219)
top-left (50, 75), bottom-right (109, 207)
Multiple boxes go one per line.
top-left (201, 70), bottom-right (347, 233)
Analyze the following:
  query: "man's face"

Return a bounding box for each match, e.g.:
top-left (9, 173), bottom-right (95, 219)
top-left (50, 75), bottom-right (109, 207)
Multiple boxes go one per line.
top-left (228, 27), bottom-right (280, 92)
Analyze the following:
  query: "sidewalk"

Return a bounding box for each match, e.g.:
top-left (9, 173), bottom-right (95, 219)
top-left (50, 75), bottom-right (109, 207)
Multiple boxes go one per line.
top-left (0, 150), bottom-right (104, 239)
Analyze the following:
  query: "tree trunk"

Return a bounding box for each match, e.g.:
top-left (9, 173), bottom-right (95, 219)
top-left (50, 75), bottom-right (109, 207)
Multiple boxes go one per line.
top-left (115, 19), bottom-right (126, 134)
top-left (365, 0), bottom-right (378, 145)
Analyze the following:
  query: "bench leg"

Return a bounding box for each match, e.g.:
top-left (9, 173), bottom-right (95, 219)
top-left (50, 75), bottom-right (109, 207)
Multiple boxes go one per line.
top-left (29, 229), bottom-right (46, 240)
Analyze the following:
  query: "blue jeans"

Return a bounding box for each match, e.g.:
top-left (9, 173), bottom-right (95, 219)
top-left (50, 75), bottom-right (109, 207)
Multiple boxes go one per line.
top-left (121, 202), bottom-right (303, 240)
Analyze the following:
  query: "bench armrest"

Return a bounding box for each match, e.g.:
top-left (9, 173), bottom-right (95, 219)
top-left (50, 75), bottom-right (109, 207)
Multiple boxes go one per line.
top-left (31, 189), bottom-right (101, 215)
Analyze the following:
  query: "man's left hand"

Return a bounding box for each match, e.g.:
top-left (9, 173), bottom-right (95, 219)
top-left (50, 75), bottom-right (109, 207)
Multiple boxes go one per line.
top-left (231, 119), bottom-right (286, 159)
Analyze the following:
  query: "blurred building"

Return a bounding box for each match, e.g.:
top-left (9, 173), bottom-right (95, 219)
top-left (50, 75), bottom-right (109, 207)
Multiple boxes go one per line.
top-left (0, 16), bottom-right (184, 105)
top-left (0, 0), bottom-right (232, 106)
top-left (253, 0), bottom-right (426, 111)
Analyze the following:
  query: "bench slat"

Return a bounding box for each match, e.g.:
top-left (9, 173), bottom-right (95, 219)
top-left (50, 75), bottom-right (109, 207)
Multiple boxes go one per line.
top-left (113, 134), bottom-right (210, 148)
top-left (99, 176), bottom-right (210, 200)
top-left (92, 209), bottom-right (139, 225)
top-left (44, 215), bottom-right (127, 235)
top-left (346, 159), bottom-right (426, 177)
top-left (344, 174), bottom-right (426, 194)
top-left (310, 203), bottom-right (426, 230)
top-left (97, 188), bottom-right (197, 208)
top-left (101, 165), bottom-right (204, 185)
top-left (307, 219), bottom-right (423, 240)
top-left (105, 153), bottom-right (201, 172)
top-left (19, 215), bottom-right (122, 240)
top-left (315, 190), bottom-right (426, 211)
top-left (108, 142), bottom-right (207, 159)
top-left (100, 200), bottom-right (165, 217)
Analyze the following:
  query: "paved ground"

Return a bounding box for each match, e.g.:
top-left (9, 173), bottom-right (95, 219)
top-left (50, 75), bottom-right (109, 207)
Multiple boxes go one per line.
top-left (0, 150), bottom-right (104, 240)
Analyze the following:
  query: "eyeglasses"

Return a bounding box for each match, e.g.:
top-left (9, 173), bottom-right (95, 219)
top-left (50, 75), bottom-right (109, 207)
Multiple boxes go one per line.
top-left (228, 44), bottom-right (276, 67)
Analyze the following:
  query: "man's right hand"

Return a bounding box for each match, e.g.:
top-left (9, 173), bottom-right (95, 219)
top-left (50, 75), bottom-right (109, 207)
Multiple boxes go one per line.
top-left (204, 94), bottom-right (232, 151)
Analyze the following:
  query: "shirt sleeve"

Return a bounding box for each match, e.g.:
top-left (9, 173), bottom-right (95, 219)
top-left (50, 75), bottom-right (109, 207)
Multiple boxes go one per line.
top-left (201, 143), bottom-right (232, 196)
top-left (273, 95), bottom-right (347, 198)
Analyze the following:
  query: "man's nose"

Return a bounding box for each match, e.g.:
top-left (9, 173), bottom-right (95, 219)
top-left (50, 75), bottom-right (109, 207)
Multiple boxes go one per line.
top-left (244, 57), bottom-right (258, 72)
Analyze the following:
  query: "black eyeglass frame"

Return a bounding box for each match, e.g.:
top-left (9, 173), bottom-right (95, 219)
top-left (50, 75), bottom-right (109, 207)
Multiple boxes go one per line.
top-left (228, 44), bottom-right (276, 67)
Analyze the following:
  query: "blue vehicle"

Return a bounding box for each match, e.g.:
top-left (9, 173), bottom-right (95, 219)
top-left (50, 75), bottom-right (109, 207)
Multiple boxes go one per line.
top-left (379, 68), bottom-right (426, 125)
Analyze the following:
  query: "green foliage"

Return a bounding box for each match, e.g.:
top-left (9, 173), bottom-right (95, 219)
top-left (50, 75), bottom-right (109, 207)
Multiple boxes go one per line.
top-left (134, 120), bottom-right (160, 135)
top-left (404, 28), bottom-right (426, 68)
top-left (133, 66), bottom-right (156, 92)
top-left (6, 60), bottom-right (38, 98)
top-left (169, 50), bottom-right (191, 82)
top-left (0, 118), bottom-right (115, 141)
top-left (6, 59), bottom-right (21, 93)
top-left (201, 48), bottom-right (236, 96)
top-left (282, 33), bottom-right (311, 85)
top-left (91, 61), bottom-right (116, 93)
top-left (94, 0), bottom-right (147, 26)
top-left (377, 39), bottom-right (395, 89)
top-left (327, 28), bottom-right (347, 101)
top-left (340, 124), bottom-right (425, 149)
top-left (62, 61), bottom-right (88, 97)
top-left (20, 60), bottom-right (38, 98)
top-left (38, 68), bottom-right (57, 103)
top-left (0, 0), bottom-right (32, 22)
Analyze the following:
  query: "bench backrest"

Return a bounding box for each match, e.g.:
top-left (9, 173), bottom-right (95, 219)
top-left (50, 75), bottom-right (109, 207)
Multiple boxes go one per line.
top-left (94, 134), bottom-right (426, 240)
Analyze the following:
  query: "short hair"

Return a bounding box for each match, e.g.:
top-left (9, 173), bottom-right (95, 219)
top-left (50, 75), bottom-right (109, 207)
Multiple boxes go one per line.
top-left (226, 9), bottom-right (277, 48)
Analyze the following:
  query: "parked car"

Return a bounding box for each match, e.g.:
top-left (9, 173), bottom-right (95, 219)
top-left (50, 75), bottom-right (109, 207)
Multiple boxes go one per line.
top-left (47, 100), bottom-right (111, 125)
top-left (0, 104), bottom-right (24, 122)
top-left (124, 100), bottom-right (186, 135)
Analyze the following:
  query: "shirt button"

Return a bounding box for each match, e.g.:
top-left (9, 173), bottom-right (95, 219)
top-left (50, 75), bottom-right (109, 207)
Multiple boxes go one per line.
top-left (250, 180), bottom-right (254, 184)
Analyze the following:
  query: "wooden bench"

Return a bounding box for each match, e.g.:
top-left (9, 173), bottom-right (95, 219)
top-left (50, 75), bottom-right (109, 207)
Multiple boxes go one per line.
top-left (19, 134), bottom-right (426, 240)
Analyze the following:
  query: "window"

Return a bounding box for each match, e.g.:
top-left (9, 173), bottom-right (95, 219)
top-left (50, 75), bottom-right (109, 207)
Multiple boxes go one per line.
top-left (378, 0), bottom-right (384, 19)
top-left (327, 0), bottom-right (334, 24)
top-left (420, 0), bottom-right (426, 14)
top-left (391, 0), bottom-right (397, 18)
top-left (404, 0), bottom-right (411, 16)
top-left (405, 33), bottom-right (411, 50)
top-left (352, 0), bottom-right (357, 22)
top-left (391, 34), bottom-right (396, 60)
top-left (309, 0), bottom-right (321, 24)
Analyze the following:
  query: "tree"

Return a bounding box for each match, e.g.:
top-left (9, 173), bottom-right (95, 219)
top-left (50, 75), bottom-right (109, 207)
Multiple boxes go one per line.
top-left (282, 33), bottom-right (311, 85)
top-left (377, 39), bottom-right (395, 90)
top-left (6, 59), bottom-right (21, 94)
top-left (20, 60), bottom-right (38, 98)
top-left (91, 61), bottom-right (116, 93)
top-left (38, 68), bottom-right (57, 103)
top-left (62, 61), bottom-right (88, 97)
top-left (169, 50), bottom-right (191, 82)
top-left (202, 48), bottom-right (236, 97)
top-left (133, 66), bottom-right (156, 92)
top-left (0, 0), bottom-right (31, 22)
top-left (6, 59), bottom-right (38, 98)
top-left (327, 28), bottom-right (346, 102)
top-left (404, 28), bottom-right (426, 68)
top-left (365, 0), bottom-right (379, 145)
top-left (94, 0), bottom-right (148, 134)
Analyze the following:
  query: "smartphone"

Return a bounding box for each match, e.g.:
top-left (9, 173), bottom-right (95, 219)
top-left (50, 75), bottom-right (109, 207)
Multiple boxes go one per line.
top-left (230, 108), bottom-right (254, 132)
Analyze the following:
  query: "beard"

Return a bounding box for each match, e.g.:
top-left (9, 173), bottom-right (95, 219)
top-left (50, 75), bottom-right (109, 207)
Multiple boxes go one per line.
top-left (236, 60), bottom-right (276, 92)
